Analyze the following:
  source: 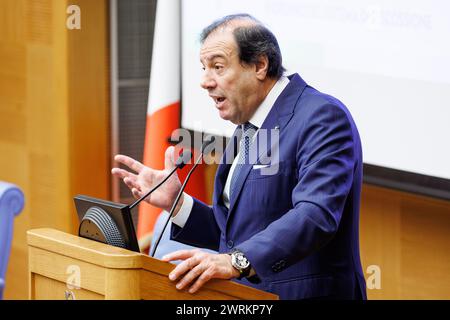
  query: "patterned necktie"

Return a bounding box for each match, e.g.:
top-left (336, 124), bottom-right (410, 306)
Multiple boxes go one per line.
top-left (229, 122), bottom-right (258, 201)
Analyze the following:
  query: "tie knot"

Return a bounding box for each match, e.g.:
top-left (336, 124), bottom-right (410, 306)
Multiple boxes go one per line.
top-left (242, 122), bottom-right (257, 134)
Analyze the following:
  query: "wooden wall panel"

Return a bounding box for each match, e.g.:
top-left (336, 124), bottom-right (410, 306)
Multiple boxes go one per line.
top-left (360, 184), bottom-right (450, 299)
top-left (0, 0), bottom-right (25, 43)
top-left (400, 197), bottom-right (450, 298)
top-left (0, 0), bottom-right (110, 299)
top-left (67, 0), bottom-right (110, 229)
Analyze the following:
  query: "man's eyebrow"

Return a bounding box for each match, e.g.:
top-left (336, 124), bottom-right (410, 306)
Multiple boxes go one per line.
top-left (200, 54), bottom-right (226, 63)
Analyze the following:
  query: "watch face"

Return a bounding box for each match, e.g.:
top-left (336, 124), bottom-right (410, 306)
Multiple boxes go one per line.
top-left (233, 252), bottom-right (250, 269)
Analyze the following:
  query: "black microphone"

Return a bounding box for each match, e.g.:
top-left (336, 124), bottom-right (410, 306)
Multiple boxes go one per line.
top-left (129, 149), bottom-right (192, 210)
top-left (150, 135), bottom-right (216, 257)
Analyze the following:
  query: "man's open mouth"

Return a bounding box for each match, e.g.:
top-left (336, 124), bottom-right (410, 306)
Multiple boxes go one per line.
top-left (212, 96), bottom-right (226, 104)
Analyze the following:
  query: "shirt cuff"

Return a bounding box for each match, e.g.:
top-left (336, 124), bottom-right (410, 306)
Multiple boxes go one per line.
top-left (170, 193), bottom-right (193, 228)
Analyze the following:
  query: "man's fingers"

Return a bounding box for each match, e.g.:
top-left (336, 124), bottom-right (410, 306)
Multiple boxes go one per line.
top-left (164, 146), bottom-right (176, 171)
top-left (132, 188), bottom-right (143, 199)
top-left (188, 269), bottom-right (213, 294)
top-left (176, 264), bottom-right (204, 290)
top-left (163, 252), bottom-right (233, 294)
top-left (162, 249), bottom-right (198, 262)
top-left (114, 154), bottom-right (145, 173)
top-left (124, 176), bottom-right (140, 191)
top-left (111, 168), bottom-right (135, 180)
top-left (112, 169), bottom-right (141, 195)
top-left (167, 254), bottom-right (201, 281)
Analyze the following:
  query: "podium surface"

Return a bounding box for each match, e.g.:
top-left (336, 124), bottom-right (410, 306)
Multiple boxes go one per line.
top-left (27, 228), bottom-right (278, 300)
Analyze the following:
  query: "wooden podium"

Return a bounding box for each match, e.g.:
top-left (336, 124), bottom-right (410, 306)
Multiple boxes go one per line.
top-left (27, 228), bottom-right (278, 300)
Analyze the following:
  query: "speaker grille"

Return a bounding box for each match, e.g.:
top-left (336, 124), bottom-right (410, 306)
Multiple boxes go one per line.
top-left (82, 206), bottom-right (126, 248)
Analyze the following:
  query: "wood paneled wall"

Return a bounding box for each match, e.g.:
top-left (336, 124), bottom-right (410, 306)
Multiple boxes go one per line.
top-left (0, 0), bottom-right (110, 299)
top-left (360, 184), bottom-right (450, 299)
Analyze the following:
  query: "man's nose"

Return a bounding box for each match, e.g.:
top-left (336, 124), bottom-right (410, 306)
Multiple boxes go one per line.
top-left (200, 72), bottom-right (216, 90)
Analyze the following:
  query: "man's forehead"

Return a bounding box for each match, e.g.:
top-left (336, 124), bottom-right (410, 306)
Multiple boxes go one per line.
top-left (200, 32), bottom-right (236, 62)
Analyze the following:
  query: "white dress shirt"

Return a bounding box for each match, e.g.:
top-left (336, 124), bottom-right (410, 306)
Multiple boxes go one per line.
top-left (172, 76), bottom-right (290, 228)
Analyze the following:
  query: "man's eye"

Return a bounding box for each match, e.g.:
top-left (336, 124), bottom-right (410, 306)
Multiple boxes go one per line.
top-left (214, 65), bottom-right (223, 70)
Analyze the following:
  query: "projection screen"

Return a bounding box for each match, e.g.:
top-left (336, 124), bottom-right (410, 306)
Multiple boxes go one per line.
top-left (181, 0), bottom-right (450, 199)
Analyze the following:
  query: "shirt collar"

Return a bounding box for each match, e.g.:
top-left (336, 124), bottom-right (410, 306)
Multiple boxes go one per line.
top-left (247, 76), bottom-right (290, 129)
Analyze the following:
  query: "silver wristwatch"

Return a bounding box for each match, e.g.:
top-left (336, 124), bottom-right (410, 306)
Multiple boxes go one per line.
top-left (229, 250), bottom-right (251, 279)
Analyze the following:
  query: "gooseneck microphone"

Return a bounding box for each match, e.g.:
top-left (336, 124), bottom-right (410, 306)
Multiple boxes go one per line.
top-left (150, 135), bottom-right (216, 257)
top-left (75, 149), bottom-right (193, 253)
top-left (129, 149), bottom-right (193, 210)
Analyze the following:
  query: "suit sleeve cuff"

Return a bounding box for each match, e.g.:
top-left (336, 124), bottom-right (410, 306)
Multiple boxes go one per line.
top-left (170, 193), bottom-right (193, 228)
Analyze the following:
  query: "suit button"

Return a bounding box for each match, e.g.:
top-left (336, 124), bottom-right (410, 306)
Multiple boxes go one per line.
top-left (227, 240), bottom-right (234, 248)
top-left (272, 260), bottom-right (286, 273)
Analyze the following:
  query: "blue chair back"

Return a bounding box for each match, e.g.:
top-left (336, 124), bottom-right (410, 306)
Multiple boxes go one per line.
top-left (0, 182), bottom-right (24, 299)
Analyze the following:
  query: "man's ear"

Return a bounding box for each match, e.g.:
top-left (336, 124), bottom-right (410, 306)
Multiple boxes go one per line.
top-left (255, 55), bottom-right (269, 80)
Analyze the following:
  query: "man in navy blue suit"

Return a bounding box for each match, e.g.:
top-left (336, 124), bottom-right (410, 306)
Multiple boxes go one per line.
top-left (113, 14), bottom-right (367, 300)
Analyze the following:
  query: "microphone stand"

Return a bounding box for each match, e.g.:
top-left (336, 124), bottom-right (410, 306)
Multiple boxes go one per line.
top-left (150, 152), bottom-right (203, 257)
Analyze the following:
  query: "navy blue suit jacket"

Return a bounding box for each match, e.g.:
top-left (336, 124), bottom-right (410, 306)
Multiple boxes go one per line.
top-left (172, 74), bottom-right (367, 300)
